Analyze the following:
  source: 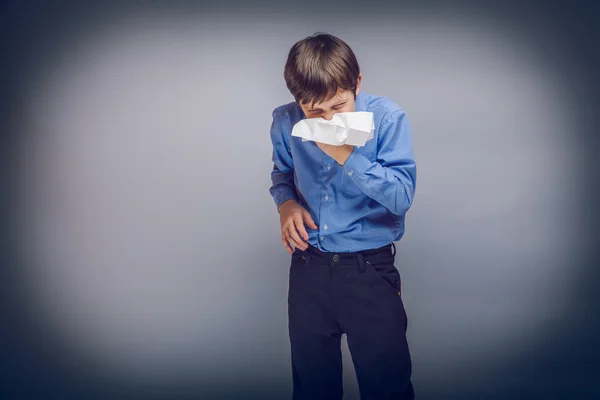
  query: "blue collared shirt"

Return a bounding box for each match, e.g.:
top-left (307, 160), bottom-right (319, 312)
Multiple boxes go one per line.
top-left (269, 92), bottom-right (416, 253)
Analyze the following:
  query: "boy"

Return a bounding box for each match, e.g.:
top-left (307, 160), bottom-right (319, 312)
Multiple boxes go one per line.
top-left (269, 33), bottom-right (416, 400)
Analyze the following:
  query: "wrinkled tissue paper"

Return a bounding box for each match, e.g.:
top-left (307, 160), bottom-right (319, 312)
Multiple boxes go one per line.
top-left (291, 112), bottom-right (375, 146)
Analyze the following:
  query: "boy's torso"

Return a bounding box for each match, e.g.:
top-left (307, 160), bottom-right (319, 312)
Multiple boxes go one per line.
top-left (273, 92), bottom-right (407, 253)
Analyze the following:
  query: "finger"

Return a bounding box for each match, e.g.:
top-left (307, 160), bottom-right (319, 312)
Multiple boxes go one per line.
top-left (287, 228), bottom-right (305, 250)
top-left (287, 224), bottom-right (307, 251)
top-left (285, 235), bottom-right (303, 253)
top-left (293, 215), bottom-right (309, 241)
top-left (283, 229), bottom-right (298, 248)
top-left (302, 210), bottom-right (318, 230)
top-left (281, 237), bottom-right (294, 254)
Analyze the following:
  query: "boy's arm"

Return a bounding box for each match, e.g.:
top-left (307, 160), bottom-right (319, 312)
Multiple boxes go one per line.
top-left (269, 114), bottom-right (299, 210)
top-left (342, 110), bottom-right (417, 216)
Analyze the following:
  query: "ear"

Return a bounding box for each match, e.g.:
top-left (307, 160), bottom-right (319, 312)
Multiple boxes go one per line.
top-left (296, 99), bottom-right (308, 118)
top-left (355, 74), bottom-right (363, 95)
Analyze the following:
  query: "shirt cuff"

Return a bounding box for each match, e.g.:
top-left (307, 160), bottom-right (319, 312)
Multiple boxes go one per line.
top-left (343, 148), bottom-right (372, 179)
top-left (274, 190), bottom-right (298, 211)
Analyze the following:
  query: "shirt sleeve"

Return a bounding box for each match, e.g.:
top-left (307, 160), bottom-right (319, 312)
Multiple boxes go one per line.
top-left (342, 110), bottom-right (417, 216)
top-left (269, 113), bottom-right (299, 210)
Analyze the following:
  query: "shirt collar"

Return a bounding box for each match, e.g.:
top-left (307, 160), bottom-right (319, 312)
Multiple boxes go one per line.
top-left (355, 91), bottom-right (367, 112)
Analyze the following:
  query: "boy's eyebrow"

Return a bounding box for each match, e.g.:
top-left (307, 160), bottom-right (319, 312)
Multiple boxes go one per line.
top-left (308, 101), bottom-right (347, 112)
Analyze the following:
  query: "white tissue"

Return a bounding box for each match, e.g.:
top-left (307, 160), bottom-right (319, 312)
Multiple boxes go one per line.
top-left (291, 112), bottom-right (375, 147)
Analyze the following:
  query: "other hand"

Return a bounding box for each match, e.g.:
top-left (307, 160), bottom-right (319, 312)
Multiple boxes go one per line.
top-left (315, 143), bottom-right (354, 165)
top-left (278, 200), bottom-right (318, 254)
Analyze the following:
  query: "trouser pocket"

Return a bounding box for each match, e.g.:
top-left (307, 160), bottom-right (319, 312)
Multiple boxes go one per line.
top-left (365, 256), bottom-right (401, 296)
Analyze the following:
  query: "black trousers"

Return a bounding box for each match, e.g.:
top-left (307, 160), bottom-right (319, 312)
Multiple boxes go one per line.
top-left (288, 243), bottom-right (415, 400)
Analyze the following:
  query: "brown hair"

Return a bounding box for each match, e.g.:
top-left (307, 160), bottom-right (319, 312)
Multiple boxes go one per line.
top-left (284, 33), bottom-right (360, 107)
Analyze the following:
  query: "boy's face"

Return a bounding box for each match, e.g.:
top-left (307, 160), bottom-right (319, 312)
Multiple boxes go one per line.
top-left (300, 75), bottom-right (362, 120)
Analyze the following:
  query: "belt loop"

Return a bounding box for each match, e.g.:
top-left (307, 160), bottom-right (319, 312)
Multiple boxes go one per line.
top-left (357, 253), bottom-right (366, 273)
top-left (304, 254), bottom-right (311, 266)
top-left (391, 242), bottom-right (396, 257)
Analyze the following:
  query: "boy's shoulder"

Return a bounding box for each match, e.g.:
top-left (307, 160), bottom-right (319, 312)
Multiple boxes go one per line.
top-left (360, 93), bottom-right (405, 119)
top-left (271, 101), bottom-right (304, 124)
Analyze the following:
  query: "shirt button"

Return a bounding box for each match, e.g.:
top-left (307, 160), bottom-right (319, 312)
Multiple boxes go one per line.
top-left (320, 236), bottom-right (325, 241)
top-left (348, 171), bottom-right (353, 176)
top-left (324, 224), bottom-right (328, 230)
top-left (325, 194), bottom-right (329, 201)
top-left (327, 164), bottom-right (331, 170)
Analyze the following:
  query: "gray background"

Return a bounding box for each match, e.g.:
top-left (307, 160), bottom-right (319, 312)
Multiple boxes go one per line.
top-left (4, 1), bottom-right (599, 399)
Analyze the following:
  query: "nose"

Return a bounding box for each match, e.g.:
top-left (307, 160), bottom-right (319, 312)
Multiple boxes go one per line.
top-left (322, 112), bottom-right (335, 121)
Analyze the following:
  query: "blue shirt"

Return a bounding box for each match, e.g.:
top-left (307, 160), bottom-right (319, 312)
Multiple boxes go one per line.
top-left (269, 92), bottom-right (417, 253)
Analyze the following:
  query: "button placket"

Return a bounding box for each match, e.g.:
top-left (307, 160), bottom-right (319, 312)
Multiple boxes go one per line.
top-left (319, 157), bottom-right (334, 244)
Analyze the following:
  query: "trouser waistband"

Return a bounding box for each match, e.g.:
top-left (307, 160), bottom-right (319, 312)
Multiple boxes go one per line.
top-left (293, 242), bottom-right (396, 271)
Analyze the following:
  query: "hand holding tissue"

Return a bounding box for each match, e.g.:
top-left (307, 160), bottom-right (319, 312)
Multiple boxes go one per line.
top-left (291, 112), bottom-right (375, 147)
